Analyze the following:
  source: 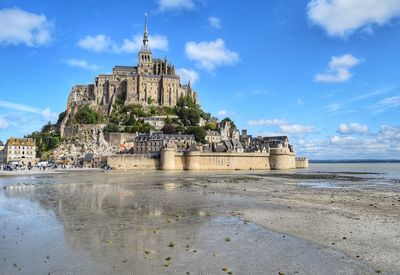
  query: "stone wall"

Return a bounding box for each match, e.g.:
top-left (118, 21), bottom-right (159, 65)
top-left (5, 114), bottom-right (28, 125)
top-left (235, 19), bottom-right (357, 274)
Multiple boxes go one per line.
top-left (107, 155), bottom-right (160, 170)
top-left (190, 152), bottom-right (270, 171)
top-left (295, 157), bottom-right (309, 168)
top-left (107, 147), bottom-right (303, 171)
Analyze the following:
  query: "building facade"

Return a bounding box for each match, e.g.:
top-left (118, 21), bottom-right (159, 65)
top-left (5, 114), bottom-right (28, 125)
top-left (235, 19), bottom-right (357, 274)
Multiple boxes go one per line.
top-left (134, 131), bottom-right (195, 156)
top-left (2, 138), bottom-right (37, 164)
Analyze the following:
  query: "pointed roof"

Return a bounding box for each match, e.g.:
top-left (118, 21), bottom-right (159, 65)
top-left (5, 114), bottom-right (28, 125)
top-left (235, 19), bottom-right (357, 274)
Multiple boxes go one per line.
top-left (140, 12), bottom-right (151, 53)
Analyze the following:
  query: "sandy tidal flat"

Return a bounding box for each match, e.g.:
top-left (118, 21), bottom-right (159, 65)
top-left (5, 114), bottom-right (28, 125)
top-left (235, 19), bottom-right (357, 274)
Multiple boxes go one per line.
top-left (0, 167), bottom-right (399, 274)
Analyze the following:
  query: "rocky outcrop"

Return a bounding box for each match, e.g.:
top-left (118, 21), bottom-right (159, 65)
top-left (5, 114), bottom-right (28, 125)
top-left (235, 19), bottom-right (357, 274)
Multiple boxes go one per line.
top-left (52, 124), bottom-right (116, 162)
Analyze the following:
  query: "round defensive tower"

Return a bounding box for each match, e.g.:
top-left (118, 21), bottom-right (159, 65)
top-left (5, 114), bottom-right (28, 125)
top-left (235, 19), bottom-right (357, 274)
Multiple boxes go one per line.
top-left (185, 144), bottom-right (201, 170)
top-left (269, 147), bottom-right (296, 170)
top-left (160, 146), bottom-right (176, 171)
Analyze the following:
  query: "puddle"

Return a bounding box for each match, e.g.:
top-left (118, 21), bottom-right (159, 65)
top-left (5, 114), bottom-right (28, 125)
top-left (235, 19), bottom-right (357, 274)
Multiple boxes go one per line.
top-left (297, 181), bottom-right (338, 189)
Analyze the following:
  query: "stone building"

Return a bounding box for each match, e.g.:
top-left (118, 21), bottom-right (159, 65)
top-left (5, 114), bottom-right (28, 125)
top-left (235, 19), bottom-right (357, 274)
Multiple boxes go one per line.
top-left (61, 15), bottom-right (197, 134)
top-left (2, 137), bottom-right (37, 164)
top-left (134, 131), bottom-right (195, 156)
top-left (205, 130), bottom-right (222, 143)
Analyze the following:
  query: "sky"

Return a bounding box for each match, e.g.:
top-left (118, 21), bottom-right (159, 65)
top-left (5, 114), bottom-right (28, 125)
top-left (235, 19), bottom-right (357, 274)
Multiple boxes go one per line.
top-left (0, 0), bottom-right (400, 159)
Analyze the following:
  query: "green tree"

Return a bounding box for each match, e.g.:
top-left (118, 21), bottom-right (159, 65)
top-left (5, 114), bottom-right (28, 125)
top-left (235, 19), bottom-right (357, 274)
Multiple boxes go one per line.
top-left (147, 96), bottom-right (154, 105)
top-left (105, 122), bottom-right (120, 133)
top-left (221, 117), bottom-right (236, 129)
top-left (186, 126), bottom-right (206, 144)
top-left (174, 96), bottom-right (202, 126)
top-left (75, 105), bottom-right (103, 124)
top-left (161, 124), bottom-right (176, 134)
top-left (204, 122), bottom-right (217, 131)
top-left (165, 116), bottom-right (172, 124)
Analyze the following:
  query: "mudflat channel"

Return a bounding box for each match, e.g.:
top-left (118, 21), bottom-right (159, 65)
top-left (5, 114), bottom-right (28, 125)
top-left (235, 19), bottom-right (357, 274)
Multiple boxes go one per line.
top-left (1, 169), bottom-right (399, 274)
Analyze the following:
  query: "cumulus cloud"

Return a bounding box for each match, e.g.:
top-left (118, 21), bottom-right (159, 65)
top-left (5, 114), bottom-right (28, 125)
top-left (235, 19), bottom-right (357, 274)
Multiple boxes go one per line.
top-left (158, 0), bottom-right (195, 12)
top-left (279, 124), bottom-right (315, 134)
top-left (0, 7), bottom-right (53, 46)
top-left (77, 33), bottom-right (168, 53)
top-left (208, 16), bottom-right (222, 29)
top-left (0, 100), bottom-right (57, 122)
top-left (185, 38), bottom-right (239, 71)
top-left (315, 54), bottom-right (362, 82)
top-left (0, 117), bottom-right (9, 129)
top-left (176, 68), bottom-right (199, 85)
top-left (307, 0), bottom-right (400, 37)
top-left (295, 125), bottom-right (400, 159)
top-left (248, 119), bottom-right (287, 126)
top-left (77, 34), bottom-right (111, 53)
top-left (64, 59), bottom-right (101, 71)
top-left (338, 123), bottom-right (368, 134)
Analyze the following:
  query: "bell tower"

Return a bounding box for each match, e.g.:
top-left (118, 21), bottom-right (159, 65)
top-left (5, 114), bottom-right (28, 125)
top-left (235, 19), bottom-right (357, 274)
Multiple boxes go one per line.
top-left (138, 13), bottom-right (153, 74)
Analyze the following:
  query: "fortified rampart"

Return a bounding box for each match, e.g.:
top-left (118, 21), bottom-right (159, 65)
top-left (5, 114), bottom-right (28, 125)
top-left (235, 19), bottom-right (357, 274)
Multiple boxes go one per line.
top-left (107, 147), bottom-right (308, 171)
top-left (107, 154), bottom-right (160, 170)
top-left (269, 148), bottom-right (296, 170)
top-left (295, 157), bottom-right (309, 168)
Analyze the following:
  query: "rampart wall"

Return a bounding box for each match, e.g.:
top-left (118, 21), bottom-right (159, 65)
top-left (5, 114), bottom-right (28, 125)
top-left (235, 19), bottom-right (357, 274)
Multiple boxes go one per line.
top-left (106, 147), bottom-right (308, 171)
top-left (295, 157), bottom-right (309, 168)
top-left (107, 154), bottom-right (160, 170)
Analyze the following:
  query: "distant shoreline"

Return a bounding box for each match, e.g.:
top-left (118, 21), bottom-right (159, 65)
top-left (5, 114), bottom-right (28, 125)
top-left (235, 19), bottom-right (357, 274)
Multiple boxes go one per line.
top-left (310, 159), bottom-right (400, 163)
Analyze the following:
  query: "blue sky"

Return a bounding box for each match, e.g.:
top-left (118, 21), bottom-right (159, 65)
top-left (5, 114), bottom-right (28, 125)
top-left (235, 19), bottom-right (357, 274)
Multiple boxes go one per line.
top-left (1, 0), bottom-right (400, 159)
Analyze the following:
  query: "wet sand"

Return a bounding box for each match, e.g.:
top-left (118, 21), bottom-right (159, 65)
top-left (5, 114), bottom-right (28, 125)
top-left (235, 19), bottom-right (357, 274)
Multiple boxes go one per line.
top-left (0, 170), bottom-right (399, 274)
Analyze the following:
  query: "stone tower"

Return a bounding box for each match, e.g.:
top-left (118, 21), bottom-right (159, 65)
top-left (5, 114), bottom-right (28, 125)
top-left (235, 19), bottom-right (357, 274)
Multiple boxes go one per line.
top-left (138, 13), bottom-right (153, 75)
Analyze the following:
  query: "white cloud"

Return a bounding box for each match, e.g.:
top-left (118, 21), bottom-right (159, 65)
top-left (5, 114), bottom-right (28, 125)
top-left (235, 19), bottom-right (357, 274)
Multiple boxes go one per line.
top-left (77, 34), bottom-right (112, 53)
top-left (64, 59), bottom-right (101, 71)
top-left (208, 16), bottom-right (222, 29)
top-left (315, 54), bottom-right (362, 83)
top-left (217, 110), bottom-right (234, 117)
top-left (0, 8), bottom-right (53, 47)
top-left (77, 33), bottom-right (168, 53)
top-left (248, 119), bottom-right (287, 127)
top-left (380, 125), bottom-right (400, 140)
top-left (294, 125), bottom-right (400, 159)
top-left (338, 123), bottom-right (368, 134)
top-left (307, 0), bottom-right (400, 37)
top-left (158, 0), bottom-right (195, 11)
top-left (279, 124), bottom-right (315, 134)
top-left (115, 34), bottom-right (168, 53)
top-left (185, 38), bottom-right (239, 71)
top-left (373, 96), bottom-right (400, 112)
top-left (0, 117), bottom-right (9, 129)
top-left (176, 68), bottom-right (199, 85)
top-left (0, 100), bottom-right (57, 122)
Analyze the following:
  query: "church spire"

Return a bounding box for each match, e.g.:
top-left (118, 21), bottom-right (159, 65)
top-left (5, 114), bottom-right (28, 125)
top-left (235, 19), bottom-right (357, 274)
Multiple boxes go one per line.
top-left (141, 12), bottom-right (150, 51)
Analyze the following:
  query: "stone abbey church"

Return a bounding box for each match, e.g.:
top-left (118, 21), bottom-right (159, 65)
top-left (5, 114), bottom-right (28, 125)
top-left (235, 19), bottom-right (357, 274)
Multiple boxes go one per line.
top-left (63, 16), bottom-right (198, 120)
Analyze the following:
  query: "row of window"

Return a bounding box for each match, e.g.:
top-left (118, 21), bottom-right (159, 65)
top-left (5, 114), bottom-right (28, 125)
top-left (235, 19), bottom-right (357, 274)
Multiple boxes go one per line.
top-left (8, 146), bottom-right (35, 150)
top-left (8, 151), bottom-right (34, 155)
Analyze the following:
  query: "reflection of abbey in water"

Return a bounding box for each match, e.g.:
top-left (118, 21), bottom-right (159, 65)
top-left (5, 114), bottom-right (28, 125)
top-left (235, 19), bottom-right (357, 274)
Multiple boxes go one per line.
top-left (62, 15), bottom-right (197, 124)
top-left (3, 177), bottom-right (212, 268)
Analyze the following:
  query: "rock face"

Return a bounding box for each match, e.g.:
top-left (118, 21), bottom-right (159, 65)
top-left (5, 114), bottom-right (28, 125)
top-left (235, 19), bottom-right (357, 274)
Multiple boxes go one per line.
top-left (52, 124), bottom-right (116, 162)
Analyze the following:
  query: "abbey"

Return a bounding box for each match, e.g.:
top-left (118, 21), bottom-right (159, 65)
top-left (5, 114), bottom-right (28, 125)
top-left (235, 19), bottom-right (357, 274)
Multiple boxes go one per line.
top-left (63, 16), bottom-right (197, 121)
